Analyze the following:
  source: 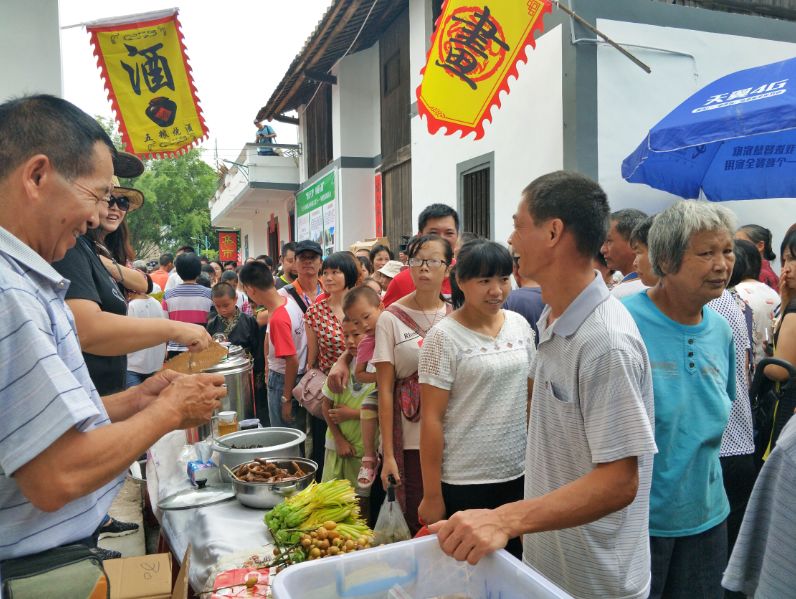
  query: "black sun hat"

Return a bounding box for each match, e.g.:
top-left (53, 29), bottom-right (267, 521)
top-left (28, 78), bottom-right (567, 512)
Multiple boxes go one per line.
top-left (112, 150), bottom-right (145, 179)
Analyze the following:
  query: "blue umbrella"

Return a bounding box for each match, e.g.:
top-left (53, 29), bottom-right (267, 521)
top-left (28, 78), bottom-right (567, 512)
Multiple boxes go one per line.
top-left (622, 57), bottom-right (796, 201)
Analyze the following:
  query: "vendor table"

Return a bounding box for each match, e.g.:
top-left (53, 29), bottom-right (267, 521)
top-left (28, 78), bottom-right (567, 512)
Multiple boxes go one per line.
top-left (147, 431), bottom-right (275, 594)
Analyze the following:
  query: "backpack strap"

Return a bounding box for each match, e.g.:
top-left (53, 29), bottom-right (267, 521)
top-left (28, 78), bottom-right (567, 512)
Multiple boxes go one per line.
top-left (284, 284), bottom-right (308, 313)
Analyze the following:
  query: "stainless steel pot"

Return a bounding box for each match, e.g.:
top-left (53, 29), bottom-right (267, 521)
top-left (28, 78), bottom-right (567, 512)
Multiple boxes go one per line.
top-left (186, 350), bottom-right (255, 443)
top-left (212, 428), bottom-right (307, 480)
top-left (230, 457), bottom-right (317, 509)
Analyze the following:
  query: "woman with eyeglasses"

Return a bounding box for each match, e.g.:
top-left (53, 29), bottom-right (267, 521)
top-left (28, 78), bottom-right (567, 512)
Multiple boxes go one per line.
top-left (53, 173), bottom-right (211, 396)
top-left (372, 234), bottom-right (452, 534)
top-left (417, 239), bottom-right (534, 559)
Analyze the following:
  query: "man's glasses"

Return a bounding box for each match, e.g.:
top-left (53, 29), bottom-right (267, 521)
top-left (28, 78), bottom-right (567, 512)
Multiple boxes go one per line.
top-left (408, 258), bottom-right (447, 269)
top-left (108, 195), bottom-right (131, 212)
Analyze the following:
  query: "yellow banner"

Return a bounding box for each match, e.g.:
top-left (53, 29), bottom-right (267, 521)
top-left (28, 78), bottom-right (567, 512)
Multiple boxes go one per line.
top-left (417, 0), bottom-right (551, 139)
top-left (88, 10), bottom-right (208, 158)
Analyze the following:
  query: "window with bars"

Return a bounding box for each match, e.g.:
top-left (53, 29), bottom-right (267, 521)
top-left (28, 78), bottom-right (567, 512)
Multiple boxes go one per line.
top-left (461, 165), bottom-right (491, 239)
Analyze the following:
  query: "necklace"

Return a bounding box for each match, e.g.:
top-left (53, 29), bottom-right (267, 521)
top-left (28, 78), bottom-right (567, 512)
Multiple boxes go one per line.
top-left (413, 296), bottom-right (442, 332)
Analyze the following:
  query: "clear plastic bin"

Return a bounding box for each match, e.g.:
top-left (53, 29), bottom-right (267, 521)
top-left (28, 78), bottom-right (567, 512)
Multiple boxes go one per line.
top-left (271, 535), bottom-right (573, 599)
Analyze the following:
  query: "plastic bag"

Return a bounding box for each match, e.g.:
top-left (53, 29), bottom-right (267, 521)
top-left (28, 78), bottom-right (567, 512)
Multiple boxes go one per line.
top-left (373, 475), bottom-right (412, 545)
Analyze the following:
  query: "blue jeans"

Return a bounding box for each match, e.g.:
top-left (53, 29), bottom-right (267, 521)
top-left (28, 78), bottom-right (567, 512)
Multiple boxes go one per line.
top-left (650, 520), bottom-right (727, 599)
top-left (126, 370), bottom-right (153, 388)
top-left (267, 370), bottom-right (302, 429)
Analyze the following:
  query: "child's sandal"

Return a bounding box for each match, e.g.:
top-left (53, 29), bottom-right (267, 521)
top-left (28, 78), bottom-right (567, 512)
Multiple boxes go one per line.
top-left (357, 456), bottom-right (378, 489)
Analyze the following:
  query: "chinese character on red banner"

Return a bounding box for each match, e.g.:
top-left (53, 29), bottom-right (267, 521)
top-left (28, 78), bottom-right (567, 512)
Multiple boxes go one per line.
top-left (218, 231), bottom-right (238, 262)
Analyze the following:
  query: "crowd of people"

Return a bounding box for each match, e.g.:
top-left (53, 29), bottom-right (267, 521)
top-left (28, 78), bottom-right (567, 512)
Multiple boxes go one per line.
top-left (2, 94), bottom-right (795, 599)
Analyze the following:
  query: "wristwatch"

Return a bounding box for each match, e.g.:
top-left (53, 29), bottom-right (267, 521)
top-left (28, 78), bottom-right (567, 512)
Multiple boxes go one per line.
top-left (281, 395), bottom-right (292, 404)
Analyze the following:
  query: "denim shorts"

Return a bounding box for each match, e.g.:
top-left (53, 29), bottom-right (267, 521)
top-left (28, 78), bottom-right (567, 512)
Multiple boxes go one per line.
top-left (267, 370), bottom-right (302, 429)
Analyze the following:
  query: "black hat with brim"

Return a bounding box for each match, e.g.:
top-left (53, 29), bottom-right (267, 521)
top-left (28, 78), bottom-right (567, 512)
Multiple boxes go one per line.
top-left (113, 151), bottom-right (145, 178)
top-left (294, 240), bottom-right (323, 256)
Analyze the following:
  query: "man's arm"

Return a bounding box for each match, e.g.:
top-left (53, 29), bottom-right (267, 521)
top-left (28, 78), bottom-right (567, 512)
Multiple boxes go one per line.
top-left (14, 373), bottom-right (225, 512)
top-left (283, 354), bottom-right (299, 402)
top-left (67, 298), bottom-right (211, 355)
top-left (430, 456), bottom-right (639, 564)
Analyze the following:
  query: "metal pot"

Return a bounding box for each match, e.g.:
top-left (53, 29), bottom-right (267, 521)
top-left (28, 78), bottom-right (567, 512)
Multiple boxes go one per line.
top-left (230, 458), bottom-right (317, 509)
top-left (186, 351), bottom-right (255, 443)
top-left (212, 428), bottom-right (307, 480)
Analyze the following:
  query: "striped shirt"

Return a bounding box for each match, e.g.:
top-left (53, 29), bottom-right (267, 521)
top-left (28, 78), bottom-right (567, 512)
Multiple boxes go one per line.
top-left (722, 417), bottom-right (796, 597)
top-left (524, 273), bottom-right (657, 599)
top-left (0, 227), bottom-right (124, 560)
top-left (162, 283), bottom-right (212, 352)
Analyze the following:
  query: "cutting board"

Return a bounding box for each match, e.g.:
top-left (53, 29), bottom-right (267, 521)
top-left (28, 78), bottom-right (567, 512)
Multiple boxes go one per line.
top-left (162, 341), bottom-right (228, 374)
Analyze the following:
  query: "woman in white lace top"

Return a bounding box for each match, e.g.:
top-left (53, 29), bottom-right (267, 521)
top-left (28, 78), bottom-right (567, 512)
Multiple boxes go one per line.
top-left (418, 239), bottom-right (535, 558)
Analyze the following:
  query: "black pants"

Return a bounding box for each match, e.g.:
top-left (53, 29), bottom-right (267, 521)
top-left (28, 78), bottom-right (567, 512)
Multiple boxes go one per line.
top-left (720, 453), bottom-right (757, 557)
top-left (441, 476), bottom-right (525, 559)
top-left (310, 414), bottom-right (327, 482)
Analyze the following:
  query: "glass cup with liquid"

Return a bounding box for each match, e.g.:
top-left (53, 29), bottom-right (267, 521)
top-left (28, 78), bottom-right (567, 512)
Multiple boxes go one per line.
top-left (217, 410), bottom-right (239, 437)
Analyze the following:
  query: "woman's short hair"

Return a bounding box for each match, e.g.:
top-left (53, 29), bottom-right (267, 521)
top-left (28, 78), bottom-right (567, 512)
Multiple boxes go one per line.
top-left (357, 255), bottom-right (374, 274)
top-left (322, 251), bottom-right (359, 289)
top-left (220, 270), bottom-right (239, 285)
top-left (733, 238), bottom-right (761, 282)
top-left (368, 244), bottom-right (394, 263)
top-left (454, 239), bottom-right (513, 282)
top-left (629, 215), bottom-right (656, 248)
top-left (648, 201), bottom-right (736, 277)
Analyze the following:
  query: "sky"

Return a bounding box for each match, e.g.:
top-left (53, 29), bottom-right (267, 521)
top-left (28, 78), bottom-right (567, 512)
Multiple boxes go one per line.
top-left (59, 0), bottom-right (333, 165)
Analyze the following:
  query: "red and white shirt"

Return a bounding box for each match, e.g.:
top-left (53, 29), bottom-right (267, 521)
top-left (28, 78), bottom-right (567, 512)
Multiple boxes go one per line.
top-left (267, 298), bottom-right (308, 375)
top-left (162, 283), bottom-right (212, 352)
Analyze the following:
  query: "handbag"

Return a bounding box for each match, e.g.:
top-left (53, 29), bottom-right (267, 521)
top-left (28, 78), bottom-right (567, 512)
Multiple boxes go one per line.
top-left (386, 303), bottom-right (450, 422)
top-left (1, 544), bottom-right (109, 599)
top-left (292, 368), bottom-right (326, 418)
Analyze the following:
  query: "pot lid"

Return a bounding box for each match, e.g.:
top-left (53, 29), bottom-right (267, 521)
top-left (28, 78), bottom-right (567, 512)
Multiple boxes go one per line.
top-left (158, 483), bottom-right (235, 510)
top-left (203, 353), bottom-right (250, 373)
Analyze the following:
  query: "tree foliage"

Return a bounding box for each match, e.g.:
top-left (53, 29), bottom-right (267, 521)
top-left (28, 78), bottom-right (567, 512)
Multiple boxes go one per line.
top-left (96, 117), bottom-right (218, 259)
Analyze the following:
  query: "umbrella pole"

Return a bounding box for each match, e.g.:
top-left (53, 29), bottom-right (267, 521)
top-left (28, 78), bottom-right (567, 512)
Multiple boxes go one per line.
top-left (553, 1), bottom-right (652, 74)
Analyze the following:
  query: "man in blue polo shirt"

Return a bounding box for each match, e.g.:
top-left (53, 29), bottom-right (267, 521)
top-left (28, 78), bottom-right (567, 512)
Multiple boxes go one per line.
top-left (0, 95), bottom-right (226, 565)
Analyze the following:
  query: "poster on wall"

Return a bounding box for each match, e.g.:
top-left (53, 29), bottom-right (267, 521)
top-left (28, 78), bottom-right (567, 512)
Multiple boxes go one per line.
top-left (295, 170), bottom-right (336, 256)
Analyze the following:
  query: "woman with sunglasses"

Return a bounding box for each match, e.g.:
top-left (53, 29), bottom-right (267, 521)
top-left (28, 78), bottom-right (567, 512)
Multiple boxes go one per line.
top-left (86, 183), bottom-right (149, 295)
top-left (53, 174), bottom-right (211, 397)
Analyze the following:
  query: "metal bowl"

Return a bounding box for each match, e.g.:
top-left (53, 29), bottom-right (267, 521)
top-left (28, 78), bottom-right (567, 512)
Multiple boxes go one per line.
top-left (230, 458), bottom-right (317, 509)
top-left (212, 428), bottom-right (307, 481)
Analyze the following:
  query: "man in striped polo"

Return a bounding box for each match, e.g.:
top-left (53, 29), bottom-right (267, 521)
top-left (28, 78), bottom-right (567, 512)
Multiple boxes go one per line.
top-left (0, 95), bottom-right (226, 565)
top-left (430, 171), bottom-right (658, 599)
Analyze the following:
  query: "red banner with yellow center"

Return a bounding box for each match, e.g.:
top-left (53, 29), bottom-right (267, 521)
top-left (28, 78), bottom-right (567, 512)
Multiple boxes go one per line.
top-left (86, 9), bottom-right (208, 158)
top-left (417, 0), bottom-right (552, 139)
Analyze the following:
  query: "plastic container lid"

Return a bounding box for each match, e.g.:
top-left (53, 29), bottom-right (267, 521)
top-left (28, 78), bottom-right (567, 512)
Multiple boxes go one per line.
top-left (238, 418), bottom-right (260, 430)
top-left (218, 411), bottom-right (237, 423)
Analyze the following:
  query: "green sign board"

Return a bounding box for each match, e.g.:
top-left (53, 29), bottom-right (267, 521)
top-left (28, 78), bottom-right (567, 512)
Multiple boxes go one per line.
top-left (295, 170), bottom-right (336, 254)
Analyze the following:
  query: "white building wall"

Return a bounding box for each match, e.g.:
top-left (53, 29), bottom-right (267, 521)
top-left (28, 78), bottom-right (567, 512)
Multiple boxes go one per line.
top-left (0, 0), bottom-right (61, 102)
top-left (597, 20), bottom-right (796, 267)
top-left (332, 45), bottom-right (381, 158)
top-left (329, 44), bottom-right (381, 249)
top-left (410, 24), bottom-right (565, 243)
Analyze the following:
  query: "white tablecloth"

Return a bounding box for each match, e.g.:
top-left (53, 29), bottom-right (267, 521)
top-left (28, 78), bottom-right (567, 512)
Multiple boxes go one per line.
top-left (147, 431), bottom-right (274, 594)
